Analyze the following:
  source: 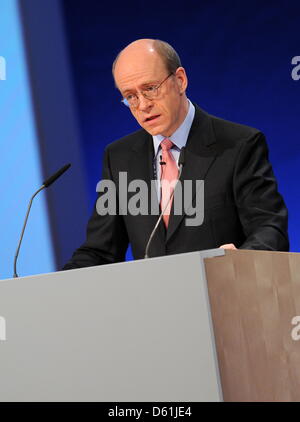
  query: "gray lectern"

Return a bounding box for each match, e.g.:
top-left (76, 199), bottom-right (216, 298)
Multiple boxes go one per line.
top-left (0, 249), bottom-right (224, 402)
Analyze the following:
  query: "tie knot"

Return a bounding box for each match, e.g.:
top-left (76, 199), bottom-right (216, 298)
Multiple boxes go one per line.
top-left (161, 138), bottom-right (173, 151)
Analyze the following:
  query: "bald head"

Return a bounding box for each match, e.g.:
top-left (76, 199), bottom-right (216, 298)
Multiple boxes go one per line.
top-left (112, 39), bottom-right (181, 81)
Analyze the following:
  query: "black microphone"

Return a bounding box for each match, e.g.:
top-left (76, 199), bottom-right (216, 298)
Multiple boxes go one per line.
top-left (42, 163), bottom-right (71, 187)
top-left (13, 163), bottom-right (71, 278)
top-left (178, 147), bottom-right (185, 167)
top-left (159, 155), bottom-right (166, 166)
top-left (144, 148), bottom-right (186, 259)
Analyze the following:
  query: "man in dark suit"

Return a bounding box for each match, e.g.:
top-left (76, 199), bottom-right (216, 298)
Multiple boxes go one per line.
top-left (63, 39), bottom-right (288, 270)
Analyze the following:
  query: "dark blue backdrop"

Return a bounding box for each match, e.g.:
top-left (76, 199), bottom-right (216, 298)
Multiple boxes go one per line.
top-left (61, 0), bottom-right (300, 253)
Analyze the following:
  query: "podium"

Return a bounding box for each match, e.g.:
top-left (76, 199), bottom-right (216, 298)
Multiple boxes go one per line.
top-left (0, 249), bottom-right (300, 401)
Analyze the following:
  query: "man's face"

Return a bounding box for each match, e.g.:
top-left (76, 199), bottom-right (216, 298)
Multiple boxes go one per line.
top-left (114, 49), bottom-right (188, 137)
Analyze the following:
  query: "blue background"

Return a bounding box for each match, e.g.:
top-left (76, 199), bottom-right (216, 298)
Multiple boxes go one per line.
top-left (0, 0), bottom-right (299, 278)
top-left (0, 0), bottom-right (55, 279)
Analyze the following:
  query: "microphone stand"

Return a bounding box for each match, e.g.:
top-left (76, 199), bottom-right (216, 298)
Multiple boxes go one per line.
top-left (13, 185), bottom-right (46, 278)
top-left (13, 163), bottom-right (71, 278)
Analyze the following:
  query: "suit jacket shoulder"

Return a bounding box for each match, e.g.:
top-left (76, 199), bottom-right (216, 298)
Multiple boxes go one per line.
top-left (105, 128), bottom-right (150, 156)
top-left (192, 104), bottom-right (264, 151)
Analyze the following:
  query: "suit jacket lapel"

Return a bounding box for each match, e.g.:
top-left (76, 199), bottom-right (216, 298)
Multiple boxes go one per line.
top-left (128, 131), bottom-right (166, 243)
top-left (166, 106), bottom-right (218, 242)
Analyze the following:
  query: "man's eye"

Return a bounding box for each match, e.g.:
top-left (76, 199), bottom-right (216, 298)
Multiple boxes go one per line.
top-left (145, 85), bottom-right (156, 92)
top-left (126, 94), bottom-right (135, 101)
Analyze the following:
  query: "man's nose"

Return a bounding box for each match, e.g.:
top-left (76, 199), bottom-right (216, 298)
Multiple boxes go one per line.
top-left (138, 94), bottom-right (153, 111)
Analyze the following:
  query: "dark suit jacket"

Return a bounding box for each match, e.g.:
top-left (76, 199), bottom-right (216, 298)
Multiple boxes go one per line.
top-left (63, 105), bottom-right (289, 269)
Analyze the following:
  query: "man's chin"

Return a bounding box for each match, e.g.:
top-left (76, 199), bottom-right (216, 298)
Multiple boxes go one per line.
top-left (141, 124), bottom-right (165, 136)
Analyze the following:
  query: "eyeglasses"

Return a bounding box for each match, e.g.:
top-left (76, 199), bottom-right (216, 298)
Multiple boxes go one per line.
top-left (121, 73), bottom-right (173, 108)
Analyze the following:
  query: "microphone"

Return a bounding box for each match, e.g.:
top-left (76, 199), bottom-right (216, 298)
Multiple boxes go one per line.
top-left (178, 147), bottom-right (185, 167)
top-left (42, 163), bottom-right (71, 187)
top-left (13, 163), bottom-right (71, 278)
top-left (144, 148), bottom-right (185, 259)
top-left (159, 155), bottom-right (166, 166)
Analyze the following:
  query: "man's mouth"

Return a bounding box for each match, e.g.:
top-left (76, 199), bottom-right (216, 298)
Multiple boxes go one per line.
top-left (144, 115), bottom-right (160, 123)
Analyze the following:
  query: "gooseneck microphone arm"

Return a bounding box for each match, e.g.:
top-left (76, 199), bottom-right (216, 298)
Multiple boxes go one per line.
top-left (144, 148), bottom-right (185, 259)
top-left (13, 163), bottom-right (71, 278)
top-left (13, 186), bottom-right (46, 278)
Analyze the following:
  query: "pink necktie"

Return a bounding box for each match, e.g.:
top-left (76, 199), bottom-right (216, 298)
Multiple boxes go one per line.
top-left (160, 138), bottom-right (179, 228)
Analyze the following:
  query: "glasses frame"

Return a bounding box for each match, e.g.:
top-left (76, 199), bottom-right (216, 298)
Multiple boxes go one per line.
top-left (121, 72), bottom-right (174, 108)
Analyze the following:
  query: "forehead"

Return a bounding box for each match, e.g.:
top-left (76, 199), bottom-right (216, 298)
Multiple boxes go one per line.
top-left (114, 50), bottom-right (167, 92)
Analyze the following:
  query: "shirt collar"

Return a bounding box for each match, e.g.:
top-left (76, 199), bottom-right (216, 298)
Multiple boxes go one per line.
top-left (153, 99), bottom-right (195, 156)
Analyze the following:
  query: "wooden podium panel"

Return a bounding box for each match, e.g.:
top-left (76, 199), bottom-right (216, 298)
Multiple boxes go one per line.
top-left (204, 250), bottom-right (300, 402)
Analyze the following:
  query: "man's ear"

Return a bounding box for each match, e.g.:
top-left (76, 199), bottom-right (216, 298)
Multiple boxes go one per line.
top-left (175, 67), bottom-right (188, 94)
